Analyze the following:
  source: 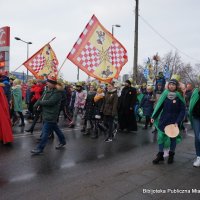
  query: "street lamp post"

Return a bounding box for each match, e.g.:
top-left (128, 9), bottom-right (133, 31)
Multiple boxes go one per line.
top-left (133, 0), bottom-right (139, 84)
top-left (15, 37), bottom-right (32, 82)
top-left (112, 24), bottom-right (121, 36)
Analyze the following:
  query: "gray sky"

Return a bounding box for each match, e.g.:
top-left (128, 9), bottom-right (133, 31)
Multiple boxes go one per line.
top-left (1, 0), bottom-right (200, 81)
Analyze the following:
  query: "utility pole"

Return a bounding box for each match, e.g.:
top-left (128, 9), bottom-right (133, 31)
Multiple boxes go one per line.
top-left (133, 0), bottom-right (139, 84)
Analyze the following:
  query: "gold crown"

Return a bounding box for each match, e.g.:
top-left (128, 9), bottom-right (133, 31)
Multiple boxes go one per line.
top-left (171, 74), bottom-right (181, 81)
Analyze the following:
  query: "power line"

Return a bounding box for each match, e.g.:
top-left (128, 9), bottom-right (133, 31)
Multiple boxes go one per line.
top-left (139, 15), bottom-right (200, 63)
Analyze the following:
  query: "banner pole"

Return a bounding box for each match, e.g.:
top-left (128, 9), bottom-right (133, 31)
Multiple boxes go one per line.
top-left (12, 64), bottom-right (23, 72)
top-left (58, 57), bottom-right (67, 73)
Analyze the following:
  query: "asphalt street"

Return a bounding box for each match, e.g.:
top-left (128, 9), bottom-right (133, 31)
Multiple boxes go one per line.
top-left (0, 119), bottom-right (200, 200)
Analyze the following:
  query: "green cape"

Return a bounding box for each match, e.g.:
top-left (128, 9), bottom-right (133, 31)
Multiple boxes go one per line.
top-left (189, 88), bottom-right (199, 128)
top-left (137, 93), bottom-right (144, 104)
top-left (12, 86), bottom-right (23, 112)
top-left (151, 90), bottom-right (186, 148)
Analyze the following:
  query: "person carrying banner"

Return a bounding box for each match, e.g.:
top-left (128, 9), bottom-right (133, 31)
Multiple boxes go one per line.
top-left (101, 82), bottom-right (118, 142)
top-left (31, 74), bottom-right (66, 155)
top-left (151, 79), bottom-right (186, 164)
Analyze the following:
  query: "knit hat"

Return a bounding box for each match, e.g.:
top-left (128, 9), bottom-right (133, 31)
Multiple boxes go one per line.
top-left (168, 79), bottom-right (179, 87)
top-left (125, 80), bottom-right (131, 86)
top-left (47, 74), bottom-right (57, 84)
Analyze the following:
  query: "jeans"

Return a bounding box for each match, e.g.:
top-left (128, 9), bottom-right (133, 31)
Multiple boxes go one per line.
top-left (71, 107), bottom-right (83, 125)
top-left (159, 138), bottom-right (176, 152)
top-left (37, 122), bottom-right (66, 151)
top-left (193, 117), bottom-right (200, 156)
top-left (104, 115), bottom-right (114, 138)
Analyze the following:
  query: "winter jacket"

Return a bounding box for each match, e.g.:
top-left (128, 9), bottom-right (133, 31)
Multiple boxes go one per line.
top-left (2, 77), bottom-right (11, 103)
top-left (140, 92), bottom-right (155, 117)
top-left (84, 91), bottom-right (96, 120)
top-left (101, 89), bottom-right (118, 116)
top-left (34, 87), bottom-right (62, 123)
top-left (74, 90), bottom-right (87, 108)
top-left (12, 85), bottom-right (23, 112)
top-left (118, 86), bottom-right (137, 114)
top-left (156, 97), bottom-right (185, 132)
top-left (31, 84), bottom-right (44, 103)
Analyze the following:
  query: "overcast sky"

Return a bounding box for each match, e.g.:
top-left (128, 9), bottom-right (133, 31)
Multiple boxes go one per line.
top-left (1, 0), bottom-right (200, 81)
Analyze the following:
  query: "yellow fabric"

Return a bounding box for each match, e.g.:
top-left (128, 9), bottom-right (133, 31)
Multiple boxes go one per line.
top-left (94, 88), bottom-right (104, 102)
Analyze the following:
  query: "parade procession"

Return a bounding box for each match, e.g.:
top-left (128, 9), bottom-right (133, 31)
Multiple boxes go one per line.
top-left (1, 1), bottom-right (200, 199)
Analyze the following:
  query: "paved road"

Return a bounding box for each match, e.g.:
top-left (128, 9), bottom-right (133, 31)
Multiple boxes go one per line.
top-left (1, 120), bottom-right (200, 200)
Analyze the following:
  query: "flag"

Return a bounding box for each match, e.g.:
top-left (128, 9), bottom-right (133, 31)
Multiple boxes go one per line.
top-left (163, 64), bottom-right (171, 79)
top-left (143, 68), bottom-right (149, 79)
top-left (67, 15), bottom-right (128, 82)
top-left (23, 44), bottom-right (58, 79)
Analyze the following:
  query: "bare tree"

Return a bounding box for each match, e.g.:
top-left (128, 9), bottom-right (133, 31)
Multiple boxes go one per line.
top-left (161, 51), bottom-right (183, 76)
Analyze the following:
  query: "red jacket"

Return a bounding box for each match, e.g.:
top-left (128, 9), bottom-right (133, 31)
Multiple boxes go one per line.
top-left (31, 84), bottom-right (45, 103)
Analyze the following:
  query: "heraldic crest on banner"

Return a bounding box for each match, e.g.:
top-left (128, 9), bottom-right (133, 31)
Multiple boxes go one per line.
top-left (23, 44), bottom-right (58, 79)
top-left (67, 15), bottom-right (128, 82)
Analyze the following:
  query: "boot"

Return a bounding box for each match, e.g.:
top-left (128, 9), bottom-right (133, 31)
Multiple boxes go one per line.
top-left (25, 128), bottom-right (33, 133)
top-left (152, 152), bottom-right (164, 164)
top-left (142, 125), bottom-right (147, 130)
top-left (68, 123), bottom-right (75, 128)
top-left (83, 128), bottom-right (90, 136)
top-left (19, 122), bottom-right (25, 127)
top-left (168, 151), bottom-right (175, 164)
top-left (81, 128), bottom-right (85, 132)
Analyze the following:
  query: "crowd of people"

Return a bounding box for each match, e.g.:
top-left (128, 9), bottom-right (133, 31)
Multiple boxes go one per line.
top-left (0, 70), bottom-right (200, 167)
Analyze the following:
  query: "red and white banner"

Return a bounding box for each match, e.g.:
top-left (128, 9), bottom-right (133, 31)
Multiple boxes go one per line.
top-left (23, 44), bottom-right (59, 79)
top-left (67, 15), bottom-right (128, 83)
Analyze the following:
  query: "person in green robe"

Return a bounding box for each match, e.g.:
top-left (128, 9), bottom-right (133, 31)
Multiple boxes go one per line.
top-left (12, 79), bottom-right (25, 127)
top-left (151, 79), bottom-right (186, 164)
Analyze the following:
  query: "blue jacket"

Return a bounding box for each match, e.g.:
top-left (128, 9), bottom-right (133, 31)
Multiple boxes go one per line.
top-left (2, 77), bottom-right (11, 103)
top-left (140, 92), bottom-right (154, 116)
top-left (158, 97), bottom-right (185, 131)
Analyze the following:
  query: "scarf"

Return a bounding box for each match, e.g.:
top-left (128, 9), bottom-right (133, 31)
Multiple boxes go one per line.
top-left (167, 92), bottom-right (176, 100)
top-left (94, 92), bottom-right (104, 102)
